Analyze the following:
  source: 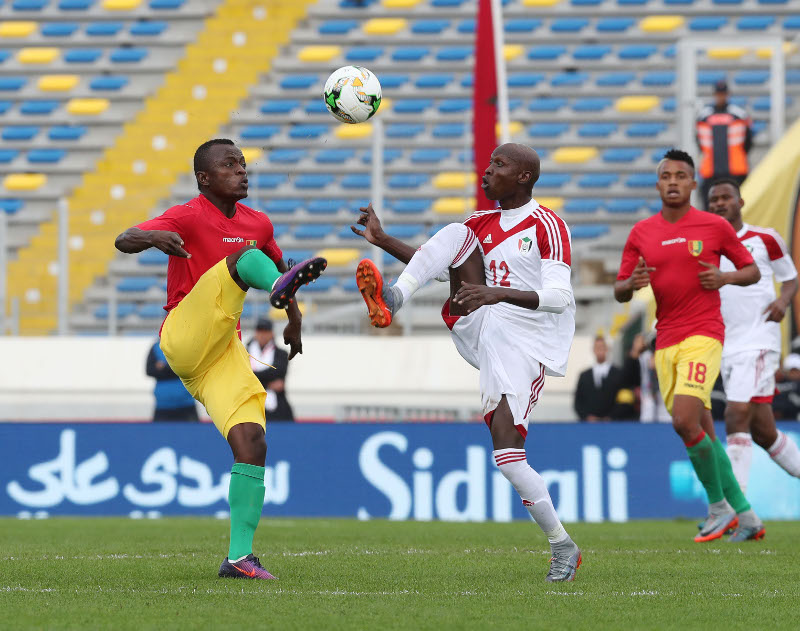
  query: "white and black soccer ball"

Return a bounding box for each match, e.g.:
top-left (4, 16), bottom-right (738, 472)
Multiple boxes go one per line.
top-left (323, 66), bottom-right (382, 124)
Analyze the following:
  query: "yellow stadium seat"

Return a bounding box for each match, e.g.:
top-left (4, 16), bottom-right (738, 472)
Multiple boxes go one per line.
top-left (707, 47), bottom-right (747, 60)
top-left (241, 147), bottom-right (263, 163)
top-left (640, 16), bottom-right (684, 33)
top-left (363, 18), bottom-right (406, 36)
top-left (315, 248), bottom-right (361, 267)
top-left (18, 48), bottom-right (59, 64)
top-left (433, 172), bottom-right (475, 190)
top-left (496, 121), bottom-right (523, 137)
top-left (615, 95), bottom-right (659, 113)
top-left (4, 173), bottom-right (46, 191)
top-left (102, 0), bottom-right (142, 9)
top-left (298, 46), bottom-right (341, 63)
top-left (335, 123), bottom-right (372, 139)
top-left (537, 197), bottom-right (564, 212)
top-left (66, 98), bottom-right (110, 115)
top-left (756, 42), bottom-right (797, 59)
top-left (552, 147), bottom-right (598, 164)
top-left (383, 0), bottom-right (420, 7)
top-left (504, 45), bottom-right (524, 61)
top-left (523, 0), bottom-right (560, 6)
top-left (433, 197), bottom-right (475, 215)
top-left (0, 21), bottom-right (36, 37)
top-left (38, 75), bottom-right (79, 91)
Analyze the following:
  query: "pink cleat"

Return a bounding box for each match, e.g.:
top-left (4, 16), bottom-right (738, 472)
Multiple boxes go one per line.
top-left (218, 554), bottom-right (277, 580)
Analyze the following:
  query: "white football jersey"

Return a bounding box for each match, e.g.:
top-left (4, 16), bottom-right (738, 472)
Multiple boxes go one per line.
top-left (719, 223), bottom-right (797, 357)
top-left (463, 199), bottom-right (576, 376)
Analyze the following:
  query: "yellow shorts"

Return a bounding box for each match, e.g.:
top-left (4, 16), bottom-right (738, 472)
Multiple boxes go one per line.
top-left (159, 259), bottom-right (266, 438)
top-left (654, 335), bottom-right (722, 414)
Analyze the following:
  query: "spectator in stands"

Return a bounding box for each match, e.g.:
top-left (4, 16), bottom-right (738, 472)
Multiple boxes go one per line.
top-left (774, 353), bottom-right (800, 420)
top-left (696, 80), bottom-right (754, 207)
top-left (145, 339), bottom-right (198, 422)
top-left (622, 332), bottom-right (671, 423)
top-left (247, 318), bottom-right (294, 422)
top-left (574, 335), bottom-right (623, 421)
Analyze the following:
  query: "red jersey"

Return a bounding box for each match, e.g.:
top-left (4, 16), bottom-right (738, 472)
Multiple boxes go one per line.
top-left (136, 194), bottom-right (282, 312)
top-left (617, 207), bottom-right (754, 349)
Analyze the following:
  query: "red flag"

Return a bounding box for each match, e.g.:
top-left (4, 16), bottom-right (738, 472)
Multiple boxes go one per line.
top-left (473, 0), bottom-right (498, 210)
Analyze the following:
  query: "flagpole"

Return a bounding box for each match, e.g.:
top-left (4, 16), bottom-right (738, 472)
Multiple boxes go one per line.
top-left (490, 0), bottom-right (510, 144)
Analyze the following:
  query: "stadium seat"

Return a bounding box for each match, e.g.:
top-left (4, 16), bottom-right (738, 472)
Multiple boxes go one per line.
top-left (642, 71), bottom-right (675, 87)
top-left (410, 20), bottom-right (449, 35)
top-left (571, 224), bottom-right (609, 239)
top-left (528, 122), bottom-right (569, 138)
top-left (341, 173), bottom-right (370, 188)
top-left (578, 173), bottom-right (617, 188)
top-left (689, 16), bottom-right (727, 31)
top-left (550, 18), bottom-right (589, 33)
top-left (38, 75), bottom-right (79, 91)
top-left (4, 173), bottom-right (46, 191)
top-left (410, 148), bottom-right (450, 162)
top-left (363, 18), bottom-right (406, 36)
top-left (392, 199), bottom-right (431, 213)
top-left (138, 303), bottom-right (165, 319)
top-left (18, 47), bottom-right (59, 64)
top-left (698, 70), bottom-right (725, 85)
top-left (735, 70), bottom-right (769, 85)
top-left (432, 123), bottom-right (465, 138)
top-left (456, 19), bottom-right (474, 34)
top-left (117, 276), bottom-right (159, 292)
top-left (431, 0), bottom-right (464, 6)
top-left (578, 123), bottom-right (618, 138)
top-left (415, 75), bottom-right (452, 89)
top-left (67, 98), bottom-right (109, 115)
top-left (787, 69), bottom-right (800, 84)
top-left (298, 46), bottom-right (340, 63)
top-left (528, 45), bottom-right (566, 60)
top-left (20, 101), bottom-right (59, 115)
top-left (627, 122), bottom-right (667, 137)
top-left (271, 224), bottom-right (290, 239)
top-left (386, 224), bottom-right (424, 239)
top-left (640, 16), bottom-right (684, 33)
top-left (573, 45), bottom-right (611, 60)
top-left (389, 173), bottom-right (429, 188)
top-left (505, 18), bottom-right (541, 32)
top-left (438, 99), bottom-right (470, 114)
top-left (319, 20), bottom-right (358, 35)
top-left (130, 21), bottom-right (167, 36)
top-left (289, 124), bottom-right (328, 139)
top-left (461, 76), bottom-right (474, 88)
top-left (436, 47), bottom-right (472, 62)
top-left (149, 0), bottom-right (184, 8)
top-left (28, 148), bottom-right (66, 163)
top-left (58, 0), bottom-right (93, 8)
top-left (708, 47), bottom-right (747, 60)
top-left (346, 47), bottom-right (382, 62)
top-left (529, 97), bottom-right (567, 112)
top-left (304, 100), bottom-right (328, 115)
top-left (602, 148), bottom-right (643, 162)
top-left (508, 73), bottom-right (544, 87)
top-left (564, 199), bottom-right (602, 213)
top-left (432, 197), bottom-right (472, 215)
top-left (94, 303), bottom-right (137, 320)
top-left (269, 148), bottom-right (306, 163)
top-left (551, 72), bottom-right (588, 87)
top-left (538, 173), bottom-right (571, 188)
top-left (0, 199), bottom-right (24, 213)
top-left (13, 0), bottom-right (49, 10)
top-left (0, 78), bottom-right (26, 91)
top-left (253, 173), bottom-right (288, 188)
top-left (260, 100), bottom-right (298, 114)
top-left (240, 125), bottom-right (279, 140)
top-left (596, 72), bottom-right (634, 87)
top-left (785, 16), bottom-right (800, 29)
top-left (299, 276), bottom-right (337, 293)
top-left (90, 76), bottom-right (129, 90)
top-left (618, 45), bottom-right (658, 60)
top-left (360, 148), bottom-right (402, 164)
top-left (386, 123), bottom-right (423, 138)
top-left (335, 123), bottom-right (372, 140)
top-left (392, 47), bottom-right (429, 62)
top-left (263, 199), bottom-right (301, 214)
top-left (0, 21), bottom-right (37, 36)
top-left (626, 173), bottom-right (658, 187)
top-left (294, 224), bottom-right (334, 240)
top-left (307, 199), bottom-right (342, 214)
top-left (315, 148), bottom-right (355, 164)
top-left (572, 97), bottom-right (611, 112)
top-left (0, 101), bottom-right (11, 114)
top-left (0, 149), bottom-right (19, 162)
top-left (86, 22), bottom-right (123, 36)
top-left (65, 49), bottom-right (103, 63)
top-left (41, 22), bottom-right (79, 36)
top-left (294, 174), bottom-right (334, 189)
top-left (596, 17), bottom-right (634, 32)
top-left (49, 125), bottom-right (86, 140)
top-left (110, 48), bottom-right (148, 63)
top-left (607, 199), bottom-right (645, 213)
top-left (138, 249), bottom-right (168, 265)
top-left (616, 96), bottom-right (659, 112)
top-left (552, 147), bottom-right (597, 163)
top-left (280, 75), bottom-right (317, 90)
top-left (737, 16), bottom-right (775, 30)
top-left (2, 126), bottom-right (39, 140)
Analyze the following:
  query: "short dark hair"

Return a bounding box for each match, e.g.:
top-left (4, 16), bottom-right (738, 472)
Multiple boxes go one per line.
top-left (194, 138), bottom-right (235, 172)
top-left (708, 176), bottom-right (741, 196)
top-left (662, 148), bottom-right (695, 171)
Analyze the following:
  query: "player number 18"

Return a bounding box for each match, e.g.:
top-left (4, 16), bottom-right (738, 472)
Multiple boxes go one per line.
top-left (687, 361), bottom-right (707, 384)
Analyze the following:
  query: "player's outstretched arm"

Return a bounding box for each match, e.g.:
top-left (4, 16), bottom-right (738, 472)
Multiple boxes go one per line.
top-left (115, 227), bottom-right (190, 258)
top-left (615, 256), bottom-right (654, 303)
top-left (350, 203), bottom-right (417, 264)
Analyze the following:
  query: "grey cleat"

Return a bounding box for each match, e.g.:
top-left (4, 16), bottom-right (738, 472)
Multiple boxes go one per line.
top-left (545, 543), bottom-right (582, 582)
top-left (728, 524), bottom-right (766, 542)
top-left (694, 511), bottom-right (738, 542)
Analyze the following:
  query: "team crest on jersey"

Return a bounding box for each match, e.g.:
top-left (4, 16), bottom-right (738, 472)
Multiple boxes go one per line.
top-left (688, 240), bottom-right (703, 256)
top-left (518, 236), bottom-right (532, 254)
top-left (246, 239), bottom-right (257, 246)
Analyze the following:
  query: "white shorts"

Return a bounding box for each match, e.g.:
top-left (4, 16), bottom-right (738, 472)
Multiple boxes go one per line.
top-left (721, 349), bottom-right (779, 404)
top-left (442, 301), bottom-right (545, 437)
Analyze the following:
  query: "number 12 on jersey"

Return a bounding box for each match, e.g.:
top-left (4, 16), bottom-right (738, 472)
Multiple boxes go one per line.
top-left (489, 260), bottom-right (511, 287)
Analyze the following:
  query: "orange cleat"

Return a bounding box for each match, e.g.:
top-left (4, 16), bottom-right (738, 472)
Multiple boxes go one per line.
top-left (356, 259), bottom-right (393, 328)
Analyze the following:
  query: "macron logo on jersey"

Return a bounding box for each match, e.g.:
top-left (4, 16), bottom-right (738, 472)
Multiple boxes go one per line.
top-left (661, 237), bottom-right (687, 246)
top-left (223, 237), bottom-right (244, 243)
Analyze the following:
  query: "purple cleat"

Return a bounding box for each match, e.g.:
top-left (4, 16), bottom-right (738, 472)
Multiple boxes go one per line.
top-left (269, 257), bottom-right (327, 309)
top-left (218, 554), bottom-right (277, 580)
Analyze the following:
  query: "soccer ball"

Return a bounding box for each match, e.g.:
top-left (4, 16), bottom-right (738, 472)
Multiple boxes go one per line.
top-left (323, 66), bottom-right (382, 124)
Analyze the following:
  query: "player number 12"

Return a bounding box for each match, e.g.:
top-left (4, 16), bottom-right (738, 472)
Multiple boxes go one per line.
top-left (489, 260), bottom-right (511, 287)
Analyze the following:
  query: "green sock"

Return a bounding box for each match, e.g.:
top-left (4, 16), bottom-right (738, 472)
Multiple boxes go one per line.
top-left (235, 249), bottom-right (282, 291)
top-left (712, 437), bottom-right (751, 513)
top-left (228, 463), bottom-right (265, 561)
top-left (686, 433), bottom-right (724, 504)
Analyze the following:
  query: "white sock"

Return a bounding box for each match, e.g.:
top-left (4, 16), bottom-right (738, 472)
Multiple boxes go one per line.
top-left (493, 449), bottom-right (568, 544)
top-left (395, 223), bottom-right (478, 303)
top-left (726, 432), bottom-right (753, 495)
top-left (769, 430), bottom-right (800, 478)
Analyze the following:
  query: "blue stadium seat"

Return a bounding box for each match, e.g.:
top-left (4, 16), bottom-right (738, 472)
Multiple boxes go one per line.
top-left (508, 73), bottom-right (544, 87)
top-left (529, 97), bottom-right (567, 112)
top-left (300, 276), bottom-right (338, 292)
top-left (538, 173), bottom-right (571, 188)
top-left (0, 199), bottom-right (24, 213)
top-left (388, 173), bottom-right (428, 188)
top-left (280, 75), bottom-right (317, 89)
top-left (240, 125), bottom-right (279, 140)
top-left (0, 51), bottom-right (11, 64)
top-left (392, 47), bottom-right (429, 62)
top-left (596, 73), bottom-right (634, 87)
top-left (0, 149), bottom-right (19, 163)
top-left (565, 199), bottom-right (603, 213)
top-left (618, 45), bottom-right (658, 60)
top-left (662, 97), bottom-right (676, 112)
top-left (341, 277), bottom-right (359, 293)
top-left (737, 16), bottom-right (775, 30)
top-left (318, 20), bottom-right (358, 35)
top-left (626, 173), bottom-right (658, 188)
top-left (572, 97), bottom-right (612, 112)
top-left (391, 199), bottom-right (432, 214)
top-left (49, 126), bottom-right (86, 141)
top-left (260, 100), bottom-right (298, 114)
top-left (642, 71), bottom-right (674, 87)
top-left (65, 49), bottom-right (103, 63)
top-left (735, 70), bottom-right (769, 85)
top-left (254, 173), bottom-right (288, 188)
top-left (432, 123), bottom-right (465, 138)
top-left (432, 0), bottom-right (465, 6)
top-left (307, 199), bottom-right (342, 214)
top-left (456, 19), bottom-right (475, 34)
top-left (528, 45), bottom-right (566, 60)
top-left (551, 72), bottom-right (588, 87)
top-left (416, 75), bottom-right (453, 89)
top-left (760, 0), bottom-right (787, 4)
top-left (20, 101), bottom-right (59, 115)
top-left (572, 0), bottom-right (602, 5)
top-left (578, 173), bottom-right (617, 188)
top-left (110, 48), bottom-right (148, 63)
top-left (269, 148), bottom-right (306, 163)
top-left (438, 99), bottom-right (471, 114)
top-left (138, 303), bottom-right (165, 319)
top-left (28, 148), bottom-right (66, 163)
top-left (42, 22), bottom-right (79, 36)
top-left (627, 122), bottom-right (667, 137)
top-left (528, 122), bottom-right (569, 138)
top-left (461, 76), bottom-right (474, 88)
top-left (294, 224), bottom-right (334, 240)
top-left (360, 148), bottom-right (402, 164)
top-left (603, 148), bottom-right (643, 163)
top-left (289, 124), bottom-right (328, 139)
top-left (551, 18), bottom-right (589, 32)
top-left (787, 69), bottom-right (800, 84)
top-left (95, 303), bottom-right (137, 320)
top-left (713, 0), bottom-right (742, 3)
top-left (650, 147), bottom-right (671, 162)
top-left (698, 70), bottom-right (726, 85)
top-left (664, 0), bottom-right (692, 4)
top-left (0, 78), bottom-right (26, 91)
top-left (689, 16), bottom-right (727, 31)
top-left (139, 249), bottom-right (168, 265)
top-left (304, 100), bottom-right (328, 115)
top-left (150, 0), bottom-right (184, 8)
top-left (294, 174), bottom-right (334, 189)
top-left (505, 18), bottom-right (541, 32)
top-left (571, 224), bottom-right (609, 239)
top-left (752, 120), bottom-right (767, 134)
top-left (386, 224), bottom-right (425, 239)
top-left (341, 173), bottom-right (370, 189)
top-left (13, 0), bottom-right (49, 10)
top-left (410, 148), bottom-right (450, 162)
top-left (271, 224), bottom-right (290, 238)
top-left (0, 101), bottom-right (12, 114)
top-left (574, 45), bottom-right (611, 60)
top-left (281, 248), bottom-right (315, 261)
top-left (90, 76), bottom-right (128, 90)
top-left (394, 99), bottom-right (433, 114)
top-left (786, 16), bottom-right (800, 29)
top-left (316, 148), bottom-right (355, 164)
top-left (263, 199), bottom-right (301, 214)
top-left (117, 276), bottom-right (160, 292)
top-left (437, 47), bottom-right (472, 62)
top-left (386, 124), bottom-right (424, 138)
top-left (2, 126), bottom-right (39, 141)
top-left (607, 199), bottom-right (645, 213)
top-left (411, 20), bottom-right (450, 35)
top-left (130, 21), bottom-right (167, 36)
top-left (86, 22), bottom-right (123, 36)
top-left (336, 225), bottom-right (363, 240)
top-left (347, 47), bottom-right (383, 62)
top-left (578, 122), bottom-right (618, 138)
top-left (58, 0), bottom-right (92, 8)
top-left (596, 17), bottom-right (634, 32)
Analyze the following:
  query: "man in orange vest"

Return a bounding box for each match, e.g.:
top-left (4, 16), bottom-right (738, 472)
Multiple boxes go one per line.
top-left (696, 80), bottom-right (754, 208)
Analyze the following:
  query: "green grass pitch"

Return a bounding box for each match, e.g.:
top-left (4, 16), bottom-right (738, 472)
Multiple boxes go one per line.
top-left (3, 518), bottom-right (799, 630)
